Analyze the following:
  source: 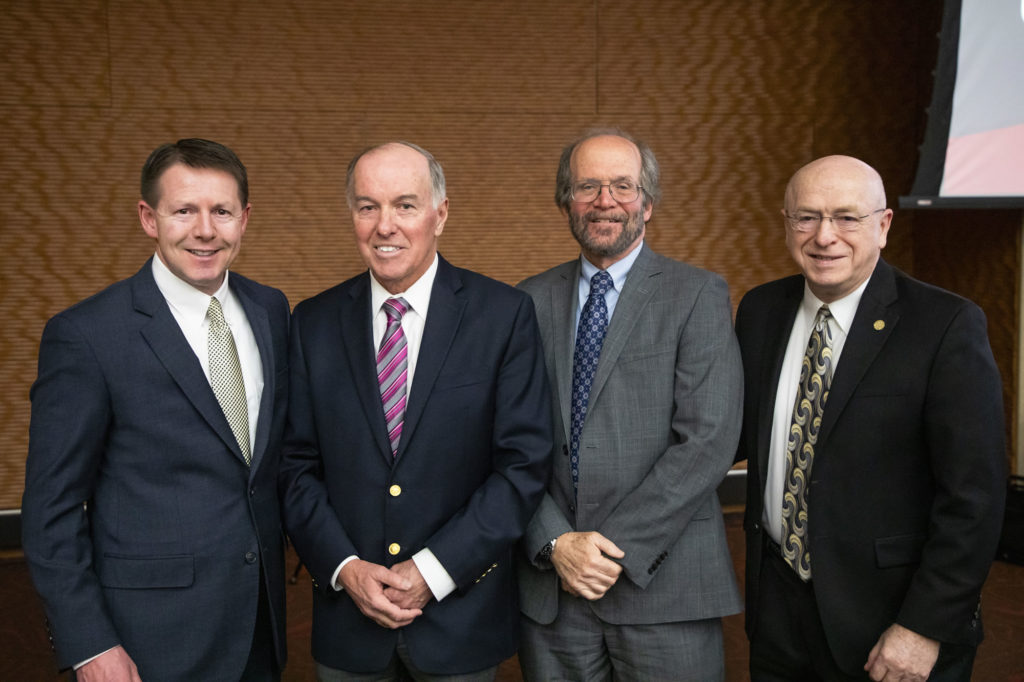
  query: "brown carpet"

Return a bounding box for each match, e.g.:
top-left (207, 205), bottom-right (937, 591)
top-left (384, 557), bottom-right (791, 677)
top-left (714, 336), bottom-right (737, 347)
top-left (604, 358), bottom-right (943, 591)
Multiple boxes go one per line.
top-left (3, 515), bottom-right (1022, 680)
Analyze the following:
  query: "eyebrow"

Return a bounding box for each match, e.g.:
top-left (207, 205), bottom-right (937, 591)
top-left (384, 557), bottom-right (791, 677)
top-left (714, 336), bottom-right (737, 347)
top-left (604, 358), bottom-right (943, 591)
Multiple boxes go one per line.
top-left (576, 176), bottom-right (635, 184)
top-left (793, 205), bottom-right (862, 214)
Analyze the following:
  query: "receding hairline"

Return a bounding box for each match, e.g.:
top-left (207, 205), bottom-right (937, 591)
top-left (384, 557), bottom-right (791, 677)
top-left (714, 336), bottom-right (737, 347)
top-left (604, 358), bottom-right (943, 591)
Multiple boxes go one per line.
top-left (346, 140), bottom-right (446, 208)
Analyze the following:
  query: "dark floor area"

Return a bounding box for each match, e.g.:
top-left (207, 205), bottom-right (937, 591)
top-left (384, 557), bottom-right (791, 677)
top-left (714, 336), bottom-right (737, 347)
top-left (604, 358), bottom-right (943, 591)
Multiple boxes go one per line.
top-left (3, 514), bottom-right (1021, 680)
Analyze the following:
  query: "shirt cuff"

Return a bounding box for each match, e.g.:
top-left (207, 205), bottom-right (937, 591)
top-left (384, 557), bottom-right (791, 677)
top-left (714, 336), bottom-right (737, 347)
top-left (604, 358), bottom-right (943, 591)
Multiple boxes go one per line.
top-left (75, 645), bottom-right (117, 670)
top-left (331, 555), bottom-right (359, 591)
top-left (412, 548), bottom-right (456, 602)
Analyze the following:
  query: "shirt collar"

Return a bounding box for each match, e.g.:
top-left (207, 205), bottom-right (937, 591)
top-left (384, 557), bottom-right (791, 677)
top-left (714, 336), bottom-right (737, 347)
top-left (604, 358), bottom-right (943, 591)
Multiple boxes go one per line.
top-left (801, 273), bottom-right (872, 336)
top-left (151, 254), bottom-right (232, 327)
top-left (369, 252), bottom-right (439, 318)
top-left (579, 240), bottom-right (644, 292)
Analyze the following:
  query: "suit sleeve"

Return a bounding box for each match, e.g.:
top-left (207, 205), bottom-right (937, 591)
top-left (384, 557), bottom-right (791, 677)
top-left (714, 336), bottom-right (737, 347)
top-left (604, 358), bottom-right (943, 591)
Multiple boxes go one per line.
top-left (896, 302), bottom-right (1006, 641)
top-left (21, 314), bottom-right (122, 669)
top-left (598, 275), bottom-right (744, 589)
top-left (278, 304), bottom-right (360, 587)
top-left (423, 294), bottom-right (554, 591)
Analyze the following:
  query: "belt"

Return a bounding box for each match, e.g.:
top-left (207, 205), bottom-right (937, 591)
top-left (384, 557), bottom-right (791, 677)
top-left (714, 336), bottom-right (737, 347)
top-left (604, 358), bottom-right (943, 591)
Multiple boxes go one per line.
top-left (765, 536), bottom-right (784, 558)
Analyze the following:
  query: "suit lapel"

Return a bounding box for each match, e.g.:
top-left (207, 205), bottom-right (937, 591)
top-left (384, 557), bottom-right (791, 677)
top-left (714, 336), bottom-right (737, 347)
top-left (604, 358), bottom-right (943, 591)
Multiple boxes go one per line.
top-left (757, 279), bottom-right (802, 496)
top-left (133, 263), bottom-right (244, 463)
top-left (551, 261), bottom-right (580, 446)
top-left (586, 245), bottom-right (658, 409)
top-left (818, 260), bottom-right (899, 445)
top-left (398, 257), bottom-right (466, 462)
top-left (341, 274), bottom-right (395, 465)
top-left (233, 280), bottom-right (273, 473)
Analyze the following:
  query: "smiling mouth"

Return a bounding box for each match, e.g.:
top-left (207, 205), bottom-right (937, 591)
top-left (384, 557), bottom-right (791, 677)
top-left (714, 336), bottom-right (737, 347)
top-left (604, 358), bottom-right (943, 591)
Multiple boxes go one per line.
top-left (187, 249), bottom-right (220, 257)
top-left (375, 245), bottom-right (402, 253)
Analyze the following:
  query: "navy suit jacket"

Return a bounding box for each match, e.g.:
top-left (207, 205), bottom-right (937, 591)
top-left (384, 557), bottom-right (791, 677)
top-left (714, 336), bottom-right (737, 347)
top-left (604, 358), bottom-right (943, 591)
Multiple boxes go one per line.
top-left (280, 255), bottom-right (552, 674)
top-left (735, 259), bottom-right (1006, 675)
top-left (22, 259), bottom-right (290, 680)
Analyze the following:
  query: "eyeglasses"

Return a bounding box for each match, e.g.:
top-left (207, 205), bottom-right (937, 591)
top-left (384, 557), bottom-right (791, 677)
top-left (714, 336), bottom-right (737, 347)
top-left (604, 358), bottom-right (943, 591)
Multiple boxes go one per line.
top-left (157, 207), bottom-right (243, 226)
top-left (571, 181), bottom-right (643, 204)
top-left (785, 208), bottom-right (887, 233)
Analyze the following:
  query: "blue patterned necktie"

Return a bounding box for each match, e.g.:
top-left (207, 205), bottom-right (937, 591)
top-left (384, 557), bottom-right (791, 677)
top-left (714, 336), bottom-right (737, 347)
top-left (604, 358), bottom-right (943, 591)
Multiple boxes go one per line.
top-left (569, 270), bottom-right (613, 498)
top-left (782, 305), bottom-right (834, 581)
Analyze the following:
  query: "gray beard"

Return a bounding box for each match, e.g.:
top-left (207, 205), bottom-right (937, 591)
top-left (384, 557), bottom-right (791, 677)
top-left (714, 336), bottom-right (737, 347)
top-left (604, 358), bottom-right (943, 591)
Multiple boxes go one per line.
top-left (570, 208), bottom-right (645, 259)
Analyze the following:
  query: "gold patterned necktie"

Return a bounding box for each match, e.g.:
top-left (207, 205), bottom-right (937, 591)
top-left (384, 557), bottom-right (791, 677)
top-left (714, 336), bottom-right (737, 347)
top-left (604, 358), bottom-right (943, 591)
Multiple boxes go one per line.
top-left (207, 296), bottom-right (251, 465)
top-left (782, 305), bottom-right (833, 581)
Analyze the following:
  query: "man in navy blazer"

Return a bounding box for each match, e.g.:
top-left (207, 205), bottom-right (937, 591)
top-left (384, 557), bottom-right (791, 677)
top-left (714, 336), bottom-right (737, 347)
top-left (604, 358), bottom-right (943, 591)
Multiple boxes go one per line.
top-left (736, 155), bottom-right (1006, 681)
top-left (280, 141), bottom-right (552, 680)
top-left (22, 139), bottom-right (290, 681)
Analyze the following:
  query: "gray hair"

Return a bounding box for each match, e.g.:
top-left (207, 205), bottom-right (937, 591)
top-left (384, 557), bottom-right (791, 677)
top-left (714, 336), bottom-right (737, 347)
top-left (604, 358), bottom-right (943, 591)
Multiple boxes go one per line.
top-left (554, 128), bottom-right (661, 211)
top-left (346, 141), bottom-right (447, 209)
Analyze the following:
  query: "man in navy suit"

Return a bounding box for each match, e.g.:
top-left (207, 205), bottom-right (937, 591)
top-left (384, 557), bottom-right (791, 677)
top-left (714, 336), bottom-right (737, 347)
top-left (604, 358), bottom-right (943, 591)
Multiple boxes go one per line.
top-left (736, 155), bottom-right (1006, 681)
top-left (22, 139), bottom-right (290, 681)
top-left (280, 141), bottom-right (552, 680)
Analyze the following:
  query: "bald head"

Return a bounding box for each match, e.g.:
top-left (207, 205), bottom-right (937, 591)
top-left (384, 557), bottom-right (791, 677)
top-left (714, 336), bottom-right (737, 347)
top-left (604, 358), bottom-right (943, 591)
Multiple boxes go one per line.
top-left (784, 155), bottom-right (887, 213)
top-left (782, 155), bottom-right (892, 303)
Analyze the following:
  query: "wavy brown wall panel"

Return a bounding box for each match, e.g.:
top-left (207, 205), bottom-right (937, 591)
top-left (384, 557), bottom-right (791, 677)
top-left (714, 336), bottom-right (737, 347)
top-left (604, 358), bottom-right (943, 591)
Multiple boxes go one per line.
top-left (1, 0), bottom-right (110, 107)
top-left (911, 211), bottom-right (1019, 470)
top-left (105, 1), bottom-right (596, 113)
top-left (3, 0), bottom-right (1014, 512)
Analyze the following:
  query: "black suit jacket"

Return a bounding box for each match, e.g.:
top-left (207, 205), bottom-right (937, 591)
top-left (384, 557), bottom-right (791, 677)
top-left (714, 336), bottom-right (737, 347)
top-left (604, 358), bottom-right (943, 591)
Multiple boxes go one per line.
top-left (280, 255), bottom-right (552, 674)
top-left (22, 259), bottom-right (290, 680)
top-left (735, 259), bottom-right (1006, 675)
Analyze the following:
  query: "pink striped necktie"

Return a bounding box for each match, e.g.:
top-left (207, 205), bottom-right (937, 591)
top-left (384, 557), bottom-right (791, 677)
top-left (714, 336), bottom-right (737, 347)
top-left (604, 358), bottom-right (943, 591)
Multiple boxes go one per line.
top-left (377, 297), bottom-right (409, 457)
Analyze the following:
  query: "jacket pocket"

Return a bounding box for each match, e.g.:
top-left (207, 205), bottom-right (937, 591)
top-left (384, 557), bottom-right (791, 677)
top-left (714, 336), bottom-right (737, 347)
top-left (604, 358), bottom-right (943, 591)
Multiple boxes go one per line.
top-left (874, 533), bottom-right (926, 568)
top-left (98, 554), bottom-right (195, 589)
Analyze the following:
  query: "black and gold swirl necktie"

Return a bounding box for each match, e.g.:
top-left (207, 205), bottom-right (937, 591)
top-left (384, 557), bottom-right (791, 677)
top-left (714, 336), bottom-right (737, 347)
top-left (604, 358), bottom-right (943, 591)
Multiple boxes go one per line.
top-left (782, 305), bottom-right (833, 581)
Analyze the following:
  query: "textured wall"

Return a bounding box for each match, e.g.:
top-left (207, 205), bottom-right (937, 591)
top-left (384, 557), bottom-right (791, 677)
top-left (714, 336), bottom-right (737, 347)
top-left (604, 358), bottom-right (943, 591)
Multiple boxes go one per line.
top-left (0, 0), bottom-right (1017, 509)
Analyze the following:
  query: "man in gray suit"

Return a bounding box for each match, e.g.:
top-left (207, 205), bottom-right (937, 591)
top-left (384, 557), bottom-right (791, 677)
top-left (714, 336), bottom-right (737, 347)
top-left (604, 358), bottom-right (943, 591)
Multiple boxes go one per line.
top-left (516, 129), bottom-right (744, 680)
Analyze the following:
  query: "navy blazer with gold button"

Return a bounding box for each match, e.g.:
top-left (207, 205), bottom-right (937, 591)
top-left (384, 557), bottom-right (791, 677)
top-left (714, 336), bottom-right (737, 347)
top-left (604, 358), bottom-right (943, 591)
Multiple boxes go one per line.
top-left (281, 255), bottom-right (552, 674)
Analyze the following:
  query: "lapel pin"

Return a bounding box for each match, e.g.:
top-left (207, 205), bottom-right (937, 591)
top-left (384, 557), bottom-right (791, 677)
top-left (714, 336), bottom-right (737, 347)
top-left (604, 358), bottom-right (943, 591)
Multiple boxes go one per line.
top-left (873, 319), bottom-right (885, 331)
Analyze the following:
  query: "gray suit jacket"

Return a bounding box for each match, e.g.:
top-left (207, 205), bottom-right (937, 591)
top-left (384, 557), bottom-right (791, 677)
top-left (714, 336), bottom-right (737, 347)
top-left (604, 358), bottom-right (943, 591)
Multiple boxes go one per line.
top-left (516, 244), bottom-right (743, 625)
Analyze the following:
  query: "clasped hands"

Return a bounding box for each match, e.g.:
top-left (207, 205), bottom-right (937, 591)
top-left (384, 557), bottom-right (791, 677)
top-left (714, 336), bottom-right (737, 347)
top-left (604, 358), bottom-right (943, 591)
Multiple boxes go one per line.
top-left (338, 558), bottom-right (432, 629)
top-left (550, 531), bottom-right (625, 600)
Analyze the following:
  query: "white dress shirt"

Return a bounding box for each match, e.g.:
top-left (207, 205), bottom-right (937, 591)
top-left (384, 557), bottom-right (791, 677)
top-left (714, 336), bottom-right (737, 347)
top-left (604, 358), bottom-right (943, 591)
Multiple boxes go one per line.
top-left (331, 254), bottom-right (458, 602)
top-left (762, 276), bottom-right (869, 544)
top-left (151, 255), bottom-right (263, 452)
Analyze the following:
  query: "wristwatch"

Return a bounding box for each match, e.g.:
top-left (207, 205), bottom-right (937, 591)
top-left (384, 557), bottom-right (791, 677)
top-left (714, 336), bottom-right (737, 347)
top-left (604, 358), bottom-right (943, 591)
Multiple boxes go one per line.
top-left (539, 537), bottom-right (558, 561)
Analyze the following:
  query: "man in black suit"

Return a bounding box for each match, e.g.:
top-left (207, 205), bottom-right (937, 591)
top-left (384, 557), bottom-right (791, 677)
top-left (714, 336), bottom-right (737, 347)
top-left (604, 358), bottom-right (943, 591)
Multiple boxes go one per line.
top-left (22, 138), bottom-right (289, 680)
top-left (735, 155), bottom-right (1006, 681)
top-left (280, 141), bottom-right (551, 680)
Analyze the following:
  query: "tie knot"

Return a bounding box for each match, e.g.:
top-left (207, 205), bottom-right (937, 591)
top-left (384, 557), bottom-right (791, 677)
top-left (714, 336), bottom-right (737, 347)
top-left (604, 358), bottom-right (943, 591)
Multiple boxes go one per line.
top-left (590, 271), bottom-right (613, 297)
top-left (207, 297), bottom-right (227, 325)
top-left (383, 297), bottom-right (409, 322)
top-left (815, 304), bottom-right (832, 329)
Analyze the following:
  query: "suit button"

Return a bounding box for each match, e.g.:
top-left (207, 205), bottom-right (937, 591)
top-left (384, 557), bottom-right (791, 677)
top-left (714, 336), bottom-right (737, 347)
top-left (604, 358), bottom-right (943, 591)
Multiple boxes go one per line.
top-left (388, 543), bottom-right (401, 556)
top-left (562, 444), bottom-right (568, 456)
top-left (389, 484), bottom-right (402, 497)
top-left (249, 488), bottom-right (255, 497)
top-left (244, 551), bottom-right (257, 564)
top-left (568, 504), bottom-right (575, 514)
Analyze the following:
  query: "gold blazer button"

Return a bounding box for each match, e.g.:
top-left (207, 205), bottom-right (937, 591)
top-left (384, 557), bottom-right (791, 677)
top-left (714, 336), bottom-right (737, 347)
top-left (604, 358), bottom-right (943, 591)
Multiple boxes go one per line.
top-left (388, 543), bottom-right (401, 556)
top-left (389, 484), bottom-right (402, 497)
